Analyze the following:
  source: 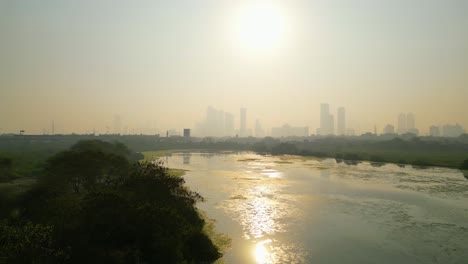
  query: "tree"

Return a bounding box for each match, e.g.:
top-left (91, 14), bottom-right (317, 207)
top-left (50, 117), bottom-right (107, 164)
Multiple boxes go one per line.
top-left (40, 149), bottom-right (130, 193)
top-left (0, 157), bottom-right (14, 182)
top-left (0, 220), bottom-right (68, 264)
top-left (12, 140), bottom-right (222, 263)
top-left (460, 159), bottom-right (468, 170)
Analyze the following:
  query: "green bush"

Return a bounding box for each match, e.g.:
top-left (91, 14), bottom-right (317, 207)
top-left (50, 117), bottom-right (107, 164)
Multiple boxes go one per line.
top-left (3, 140), bottom-right (221, 263)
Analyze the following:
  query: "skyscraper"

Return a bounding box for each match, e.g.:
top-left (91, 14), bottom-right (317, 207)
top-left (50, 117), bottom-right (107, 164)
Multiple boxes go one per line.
top-left (319, 103), bottom-right (334, 135)
top-left (255, 119), bottom-right (264, 138)
top-left (406, 113), bottom-right (415, 130)
top-left (205, 107), bottom-right (225, 136)
top-left (383, 124), bottom-right (395, 134)
top-left (442, 124), bottom-right (465, 137)
top-left (337, 107), bottom-right (346, 136)
top-left (240, 107), bottom-right (247, 137)
top-left (397, 113), bottom-right (407, 134)
top-left (405, 113), bottom-right (419, 135)
top-left (320, 103), bottom-right (329, 135)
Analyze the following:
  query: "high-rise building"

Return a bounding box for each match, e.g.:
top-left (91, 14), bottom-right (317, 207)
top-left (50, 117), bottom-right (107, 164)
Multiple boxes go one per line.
top-left (406, 113), bottom-right (415, 130)
top-left (255, 119), bottom-right (264, 138)
top-left (442, 124), bottom-right (465, 137)
top-left (383, 124), bottom-right (395, 134)
top-left (406, 113), bottom-right (419, 135)
top-left (397, 113), bottom-right (407, 134)
top-left (320, 103), bottom-right (329, 135)
top-left (337, 107), bottom-right (346, 136)
top-left (205, 106), bottom-right (225, 137)
top-left (183, 129), bottom-right (191, 138)
top-left (319, 103), bottom-right (334, 135)
top-left (271, 124), bottom-right (309, 137)
top-left (240, 107), bottom-right (247, 137)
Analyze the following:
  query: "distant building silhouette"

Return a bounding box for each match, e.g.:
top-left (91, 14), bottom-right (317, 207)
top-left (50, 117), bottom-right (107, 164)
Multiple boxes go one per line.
top-left (319, 103), bottom-right (334, 135)
top-left (383, 124), bottom-right (395, 134)
top-left (167, 129), bottom-right (179, 137)
top-left (272, 124), bottom-right (309, 137)
top-left (442, 124), bottom-right (464, 137)
top-left (255, 119), bottom-right (264, 138)
top-left (194, 108), bottom-right (238, 137)
top-left (337, 107), bottom-right (346, 136)
top-left (397, 112), bottom-right (418, 135)
top-left (240, 107), bottom-right (247, 137)
top-left (397, 113), bottom-right (407, 134)
top-left (406, 113), bottom-right (415, 130)
top-left (406, 113), bottom-right (418, 135)
top-left (183, 129), bottom-right (191, 138)
top-left (206, 107), bottom-right (225, 137)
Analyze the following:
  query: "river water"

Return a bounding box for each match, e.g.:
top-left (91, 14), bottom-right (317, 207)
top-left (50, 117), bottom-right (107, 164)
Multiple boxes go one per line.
top-left (162, 152), bottom-right (468, 264)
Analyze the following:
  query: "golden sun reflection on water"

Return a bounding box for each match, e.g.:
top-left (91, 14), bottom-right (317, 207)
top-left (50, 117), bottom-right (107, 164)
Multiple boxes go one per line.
top-left (255, 239), bottom-right (273, 264)
top-left (220, 156), bottom-right (307, 263)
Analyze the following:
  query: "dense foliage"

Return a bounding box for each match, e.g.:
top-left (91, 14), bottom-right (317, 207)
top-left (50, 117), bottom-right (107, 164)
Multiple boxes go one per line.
top-left (0, 140), bottom-right (220, 263)
top-left (461, 159), bottom-right (468, 170)
top-left (0, 157), bottom-right (15, 182)
top-left (2, 134), bottom-right (468, 169)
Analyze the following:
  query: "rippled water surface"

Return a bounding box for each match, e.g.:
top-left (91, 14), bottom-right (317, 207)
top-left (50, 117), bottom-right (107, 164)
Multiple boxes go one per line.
top-left (163, 152), bottom-right (468, 264)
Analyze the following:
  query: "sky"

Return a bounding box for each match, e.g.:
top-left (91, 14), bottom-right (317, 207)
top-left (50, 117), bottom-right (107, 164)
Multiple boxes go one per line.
top-left (1, 0), bottom-right (467, 135)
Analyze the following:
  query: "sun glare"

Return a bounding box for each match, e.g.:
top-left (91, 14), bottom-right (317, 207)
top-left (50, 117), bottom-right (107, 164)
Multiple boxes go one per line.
top-left (233, 2), bottom-right (287, 54)
top-left (255, 239), bottom-right (273, 264)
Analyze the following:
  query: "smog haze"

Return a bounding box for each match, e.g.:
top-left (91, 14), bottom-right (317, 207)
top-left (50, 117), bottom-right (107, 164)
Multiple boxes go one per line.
top-left (1, 0), bottom-right (467, 135)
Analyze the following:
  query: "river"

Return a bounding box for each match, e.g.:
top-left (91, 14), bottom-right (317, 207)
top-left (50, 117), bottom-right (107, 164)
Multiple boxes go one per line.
top-left (162, 152), bottom-right (468, 264)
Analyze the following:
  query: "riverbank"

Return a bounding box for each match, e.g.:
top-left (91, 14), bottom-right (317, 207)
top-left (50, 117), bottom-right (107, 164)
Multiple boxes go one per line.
top-left (141, 148), bottom-right (468, 172)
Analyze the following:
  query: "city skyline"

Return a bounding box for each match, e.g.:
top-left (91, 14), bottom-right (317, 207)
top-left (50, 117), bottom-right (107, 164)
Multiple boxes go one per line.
top-left (6, 103), bottom-right (464, 138)
top-left (1, 1), bottom-right (468, 135)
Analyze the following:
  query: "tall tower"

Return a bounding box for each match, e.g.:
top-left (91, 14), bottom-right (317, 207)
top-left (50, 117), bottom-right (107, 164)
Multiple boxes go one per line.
top-left (320, 103), bottom-right (329, 135)
top-left (240, 107), bottom-right (247, 137)
top-left (337, 107), bottom-right (346, 136)
top-left (255, 119), bottom-right (264, 138)
top-left (406, 113), bottom-right (415, 130)
top-left (397, 113), bottom-right (407, 134)
top-left (320, 103), bottom-right (334, 135)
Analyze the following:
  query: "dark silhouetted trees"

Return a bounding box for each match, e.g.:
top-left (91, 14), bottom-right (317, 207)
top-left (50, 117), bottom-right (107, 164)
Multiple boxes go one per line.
top-left (0, 140), bottom-right (221, 263)
top-left (461, 159), bottom-right (468, 170)
top-left (0, 157), bottom-right (14, 182)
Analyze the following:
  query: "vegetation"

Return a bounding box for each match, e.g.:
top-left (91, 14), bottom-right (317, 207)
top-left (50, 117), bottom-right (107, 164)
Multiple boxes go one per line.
top-left (1, 133), bottom-right (468, 169)
top-left (0, 140), bottom-right (221, 263)
top-left (0, 157), bottom-right (14, 182)
top-left (461, 159), bottom-right (468, 170)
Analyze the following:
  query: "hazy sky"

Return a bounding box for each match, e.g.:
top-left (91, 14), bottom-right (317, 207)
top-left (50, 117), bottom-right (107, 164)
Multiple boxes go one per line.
top-left (1, 0), bottom-right (467, 135)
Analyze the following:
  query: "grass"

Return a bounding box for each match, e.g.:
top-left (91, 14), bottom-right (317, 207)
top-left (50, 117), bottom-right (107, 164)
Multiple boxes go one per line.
top-left (167, 168), bottom-right (187, 177)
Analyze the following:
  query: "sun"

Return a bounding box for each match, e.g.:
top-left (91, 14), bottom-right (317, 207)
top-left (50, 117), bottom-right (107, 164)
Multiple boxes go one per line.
top-left (233, 2), bottom-right (287, 54)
